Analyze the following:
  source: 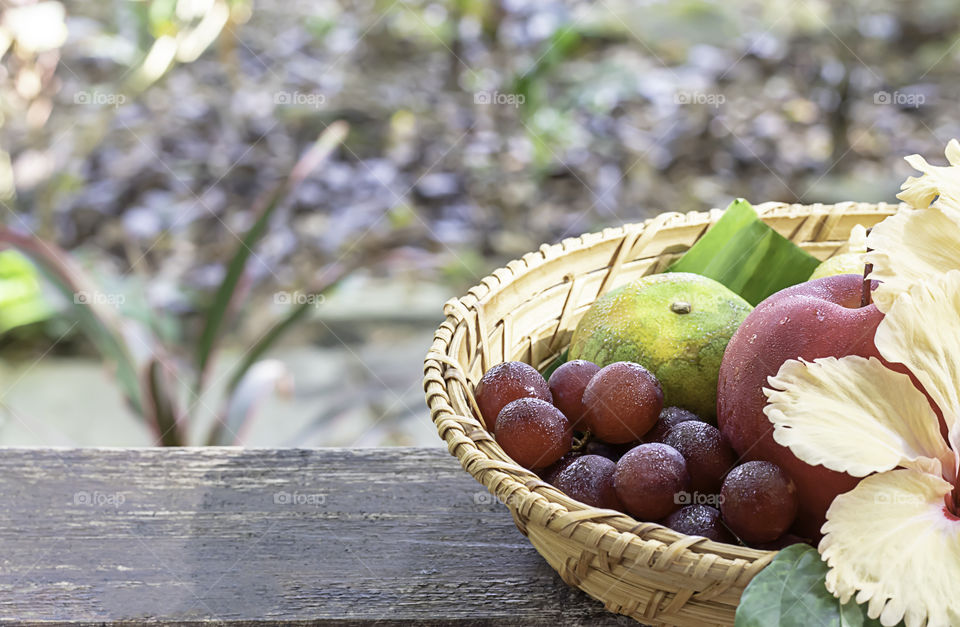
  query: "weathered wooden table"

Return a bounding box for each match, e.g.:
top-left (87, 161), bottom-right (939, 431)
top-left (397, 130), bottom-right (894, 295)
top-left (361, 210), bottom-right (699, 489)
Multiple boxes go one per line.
top-left (0, 447), bottom-right (637, 625)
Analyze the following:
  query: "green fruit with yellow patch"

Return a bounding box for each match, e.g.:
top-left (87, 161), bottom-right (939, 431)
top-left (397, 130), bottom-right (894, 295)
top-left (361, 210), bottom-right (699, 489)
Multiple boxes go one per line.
top-left (568, 272), bottom-right (752, 420)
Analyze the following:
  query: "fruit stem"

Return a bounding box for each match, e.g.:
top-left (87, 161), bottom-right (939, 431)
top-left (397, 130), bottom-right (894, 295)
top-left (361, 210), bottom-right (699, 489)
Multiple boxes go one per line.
top-left (860, 228), bottom-right (873, 308)
top-left (861, 262), bottom-right (873, 308)
top-left (572, 430), bottom-right (591, 452)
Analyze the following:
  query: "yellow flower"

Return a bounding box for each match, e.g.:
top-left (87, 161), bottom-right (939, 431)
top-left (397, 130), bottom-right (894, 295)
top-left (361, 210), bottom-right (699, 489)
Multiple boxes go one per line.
top-left (764, 270), bottom-right (960, 627)
top-left (866, 139), bottom-right (960, 312)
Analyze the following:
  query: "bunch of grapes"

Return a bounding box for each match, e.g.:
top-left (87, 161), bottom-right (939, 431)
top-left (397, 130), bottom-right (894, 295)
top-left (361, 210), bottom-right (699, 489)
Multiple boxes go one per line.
top-left (475, 359), bottom-right (802, 547)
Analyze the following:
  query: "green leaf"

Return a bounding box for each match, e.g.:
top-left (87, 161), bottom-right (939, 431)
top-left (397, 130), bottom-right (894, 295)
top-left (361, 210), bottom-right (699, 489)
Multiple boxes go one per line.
top-left (735, 544), bottom-right (892, 627)
top-left (0, 250), bottom-right (53, 333)
top-left (194, 121), bottom-right (348, 390)
top-left (667, 199), bottom-right (821, 305)
top-left (145, 358), bottom-right (183, 447)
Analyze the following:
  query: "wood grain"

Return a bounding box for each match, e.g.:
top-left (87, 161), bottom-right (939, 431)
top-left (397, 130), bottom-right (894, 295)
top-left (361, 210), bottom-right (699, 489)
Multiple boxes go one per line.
top-left (0, 447), bottom-right (636, 625)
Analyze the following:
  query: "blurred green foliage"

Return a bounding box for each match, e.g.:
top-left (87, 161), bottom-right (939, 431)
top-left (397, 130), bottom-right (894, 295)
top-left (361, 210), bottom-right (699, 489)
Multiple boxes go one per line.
top-left (0, 251), bottom-right (51, 334)
top-left (0, 123), bottom-right (351, 445)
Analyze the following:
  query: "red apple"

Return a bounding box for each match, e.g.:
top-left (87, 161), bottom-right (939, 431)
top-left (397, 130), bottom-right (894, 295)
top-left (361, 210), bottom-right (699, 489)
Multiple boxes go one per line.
top-left (717, 274), bottom-right (884, 538)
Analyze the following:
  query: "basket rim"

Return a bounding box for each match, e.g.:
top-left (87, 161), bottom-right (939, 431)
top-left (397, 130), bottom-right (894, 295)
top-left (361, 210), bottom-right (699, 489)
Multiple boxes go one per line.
top-left (422, 201), bottom-right (902, 602)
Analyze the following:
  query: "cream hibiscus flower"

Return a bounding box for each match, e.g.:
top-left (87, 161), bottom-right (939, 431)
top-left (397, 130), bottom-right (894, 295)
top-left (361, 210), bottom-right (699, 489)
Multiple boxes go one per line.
top-left (866, 139), bottom-right (960, 311)
top-left (759, 142), bottom-right (960, 627)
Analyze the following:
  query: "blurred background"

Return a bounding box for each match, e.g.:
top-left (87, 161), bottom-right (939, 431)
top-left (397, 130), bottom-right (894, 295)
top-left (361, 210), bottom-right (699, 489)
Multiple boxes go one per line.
top-left (0, 0), bottom-right (957, 447)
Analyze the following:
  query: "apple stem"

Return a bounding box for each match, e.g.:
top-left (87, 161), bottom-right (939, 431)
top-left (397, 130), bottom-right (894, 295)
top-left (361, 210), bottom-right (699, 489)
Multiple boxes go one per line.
top-left (861, 262), bottom-right (873, 308)
top-left (860, 227), bottom-right (874, 308)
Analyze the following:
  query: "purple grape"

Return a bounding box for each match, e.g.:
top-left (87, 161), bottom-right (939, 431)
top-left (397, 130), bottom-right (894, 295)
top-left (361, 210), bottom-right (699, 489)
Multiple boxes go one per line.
top-left (644, 406), bottom-right (702, 443)
top-left (495, 398), bottom-right (571, 469)
top-left (475, 361), bottom-right (552, 430)
top-left (548, 360), bottom-right (600, 429)
top-left (614, 443), bottom-right (690, 520)
top-left (663, 421), bottom-right (737, 494)
top-left (720, 461), bottom-right (799, 543)
top-left (662, 505), bottom-right (735, 543)
top-left (552, 455), bottom-right (622, 510)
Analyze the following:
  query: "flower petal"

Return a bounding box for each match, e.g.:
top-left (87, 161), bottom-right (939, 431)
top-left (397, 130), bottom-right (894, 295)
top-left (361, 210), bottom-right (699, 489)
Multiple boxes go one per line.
top-left (820, 469), bottom-right (960, 627)
top-left (875, 270), bottom-right (960, 430)
top-left (843, 223), bottom-right (868, 254)
top-left (865, 207), bottom-right (960, 312)
top-left (946, 137), bottom-right (960, 165)
top-left (897, 138), bottom-right (960, 223)
top-left (764, 355), bottom-right (950, 477)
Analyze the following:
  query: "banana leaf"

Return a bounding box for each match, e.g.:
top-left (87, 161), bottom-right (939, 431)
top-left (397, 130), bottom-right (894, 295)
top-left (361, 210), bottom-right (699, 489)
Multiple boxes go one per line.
top-left (667, 199), bottom-right (821, 305)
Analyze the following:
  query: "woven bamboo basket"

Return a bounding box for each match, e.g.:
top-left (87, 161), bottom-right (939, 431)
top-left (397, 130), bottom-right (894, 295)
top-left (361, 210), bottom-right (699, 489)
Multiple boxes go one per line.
top-left (423, 201), bottom-right (900, 626)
